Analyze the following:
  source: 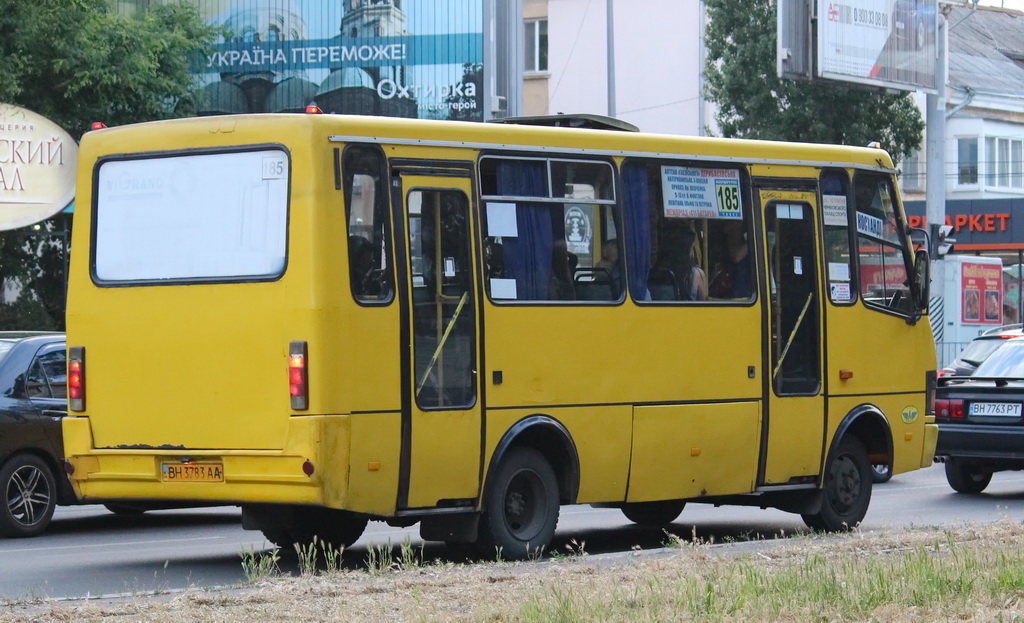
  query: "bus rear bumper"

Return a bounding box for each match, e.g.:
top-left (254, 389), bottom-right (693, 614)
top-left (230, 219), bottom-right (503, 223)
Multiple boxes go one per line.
top-left (922, 421), bottom-right (939, 468)
top-left (61, 414), bottom-right (350, 507)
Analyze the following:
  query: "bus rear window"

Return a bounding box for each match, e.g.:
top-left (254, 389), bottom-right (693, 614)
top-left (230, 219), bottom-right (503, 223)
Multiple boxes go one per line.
top-left (93, 148), bottom-right (289, 283)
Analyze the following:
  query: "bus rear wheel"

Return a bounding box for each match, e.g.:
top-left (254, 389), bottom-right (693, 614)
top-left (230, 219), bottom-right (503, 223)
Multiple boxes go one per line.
top-left (261, 507), bottom-right (368, 551)
top-left (802, 436), bottom-right (871, 532)
top-left (477, 447), bottom-right (559, 560)
top-left (621, 500), bottom-right (685, 527)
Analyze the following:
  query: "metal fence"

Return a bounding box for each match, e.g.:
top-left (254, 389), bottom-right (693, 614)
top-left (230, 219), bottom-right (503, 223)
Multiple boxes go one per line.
top-left (935, 341), bottom-right (970, 370)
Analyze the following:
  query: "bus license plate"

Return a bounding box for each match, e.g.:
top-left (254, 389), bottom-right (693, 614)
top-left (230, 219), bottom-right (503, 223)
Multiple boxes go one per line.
top-left (969, 402), bottom-right (1022, 417)
top-left (161, 462), bottom-right (224, 482)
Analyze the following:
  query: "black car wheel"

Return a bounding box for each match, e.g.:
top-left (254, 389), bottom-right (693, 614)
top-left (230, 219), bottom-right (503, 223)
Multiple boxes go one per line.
top-left (0, 454), bottom-right (57, 538)
top-left (871, 463), bottom-right (893, 484)
top-left (944, 459), bottom-right (992, 494)
top-left (621, 500), bottom-right (685, 527)
top-left (477, 447), bottom-right (559, 560)
top-left (802, 436), bottom-right (872, 532)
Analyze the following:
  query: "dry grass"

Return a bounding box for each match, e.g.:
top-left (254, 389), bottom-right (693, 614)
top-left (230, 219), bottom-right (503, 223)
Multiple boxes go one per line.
top-left (5, 521), bottom-right (1024, 622)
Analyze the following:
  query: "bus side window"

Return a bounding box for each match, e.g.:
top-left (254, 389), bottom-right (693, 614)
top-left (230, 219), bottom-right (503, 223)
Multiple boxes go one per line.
top-left (622, 160), bottom-right (752, 303)
top-left (853, 173), bottom-right (912, 315)
top-left (343, 145), bottom-right (393, 303)
top-left (821, 170), bottom-right (856, 305)
top-left (480, 157), bottom-right (619, 303)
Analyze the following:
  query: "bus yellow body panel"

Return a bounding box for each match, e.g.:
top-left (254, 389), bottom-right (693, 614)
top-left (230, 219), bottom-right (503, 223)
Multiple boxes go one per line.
top-left (484, 406), bottom-right (632, 502)
top-left (627, 402), bottom-right (760, 502)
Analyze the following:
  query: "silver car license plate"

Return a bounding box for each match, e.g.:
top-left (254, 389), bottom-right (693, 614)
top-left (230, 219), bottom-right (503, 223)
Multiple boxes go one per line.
top-left (969, 402), bottom-right (1022, 417)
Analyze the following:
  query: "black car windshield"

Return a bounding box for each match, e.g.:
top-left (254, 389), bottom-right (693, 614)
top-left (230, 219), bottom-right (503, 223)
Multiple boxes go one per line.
top-left (975, 340), bottom-right (1024, 377)
top-left (958, 337), bottom-right (1013, 366)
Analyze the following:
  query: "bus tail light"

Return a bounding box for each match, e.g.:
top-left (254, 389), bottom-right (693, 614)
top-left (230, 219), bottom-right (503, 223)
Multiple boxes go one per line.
top-left (69, 346), bottom-right (85, 411)
top-left (289, 341), bottom-right (308, 410)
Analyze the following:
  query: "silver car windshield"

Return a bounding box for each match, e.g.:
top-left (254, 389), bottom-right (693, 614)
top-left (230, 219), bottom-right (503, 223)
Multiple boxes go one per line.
top-left (975, 340), bottom-right (1024, 378)
top-left (958, 338), bottom-right (1012, 366)
top-left (0, 341), bottom-right (15, 366)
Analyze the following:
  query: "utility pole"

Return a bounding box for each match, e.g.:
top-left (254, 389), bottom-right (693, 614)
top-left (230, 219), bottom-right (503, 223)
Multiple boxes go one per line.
top-left (607, 0), bottom-right (616, 117)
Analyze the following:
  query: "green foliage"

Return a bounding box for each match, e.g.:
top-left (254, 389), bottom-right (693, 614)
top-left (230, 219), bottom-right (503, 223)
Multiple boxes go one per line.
top-left (704, 0), bottom-right (924, 164)
top-left (0, 0), bottom-right (220, 139)
top-left (239, 544), bottom-right (281, 583)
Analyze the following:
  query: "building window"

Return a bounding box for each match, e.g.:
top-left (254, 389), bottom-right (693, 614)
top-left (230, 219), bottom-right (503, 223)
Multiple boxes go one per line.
top-left (985, 137), bottom-right (1024, 189)
top-left (901, 149), bottom-right (923, 192)
top-left (958, 138), bottom-right (978, 185)
top-left (525, 18), bottom-right (548, 73)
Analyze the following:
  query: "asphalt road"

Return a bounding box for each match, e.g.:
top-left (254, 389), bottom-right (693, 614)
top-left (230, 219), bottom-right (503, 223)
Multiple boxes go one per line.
top-left (4, 463), bottom-right (1024, 601)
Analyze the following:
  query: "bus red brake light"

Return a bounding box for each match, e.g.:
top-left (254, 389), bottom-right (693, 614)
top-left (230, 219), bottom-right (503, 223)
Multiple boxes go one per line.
top-left (289, 341), bottom-right (308, 410)
top-left (68, 346), bottom-right (86, 411)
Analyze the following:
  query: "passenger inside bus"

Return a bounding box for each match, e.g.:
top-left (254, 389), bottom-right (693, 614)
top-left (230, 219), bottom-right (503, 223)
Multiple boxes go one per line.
top-left (549, 239), bottom-right (578, 300)
top-left (592, 238), bottom-right (622, 296)
top-left (652, 223), bottom-right (706, 301)
top-left (348, 235), bottom-right (379, 297)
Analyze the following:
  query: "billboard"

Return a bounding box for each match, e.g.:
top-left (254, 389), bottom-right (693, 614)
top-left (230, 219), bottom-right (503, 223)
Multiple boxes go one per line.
top-left (816, 0), bottom-right (937, 92)
top-left (0, 104), bottom-right (77, 231)
top-left (779, 0), bottom-right (938, 93)
top-left (132, 0), bottom-right (485, 121)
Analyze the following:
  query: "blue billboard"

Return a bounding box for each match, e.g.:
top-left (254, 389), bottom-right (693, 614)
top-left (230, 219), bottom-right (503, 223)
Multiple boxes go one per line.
top-left (128, 0), bottom-right (485, 120)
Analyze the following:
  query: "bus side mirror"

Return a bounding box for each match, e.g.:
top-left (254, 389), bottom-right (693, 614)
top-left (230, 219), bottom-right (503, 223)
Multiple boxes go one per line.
top-left (910, 248), bottom-right (930, 321)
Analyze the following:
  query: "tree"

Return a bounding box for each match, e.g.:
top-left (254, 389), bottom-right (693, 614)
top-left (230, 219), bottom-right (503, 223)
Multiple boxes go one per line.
top-left (0, 0), bottom-right (220, 328)
top-left (704, 0), bottom-right (923, 164)
top-left (0, 0), bottom-right (220, 139)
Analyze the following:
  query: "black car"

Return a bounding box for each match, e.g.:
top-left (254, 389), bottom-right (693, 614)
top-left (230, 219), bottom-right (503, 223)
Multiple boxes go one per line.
top-left (941, 324), bottom-right (1024, 377)
top-left (0, 332), bottom-right (73, 537)
top-left (935, 338), bottom-right (1024, 493)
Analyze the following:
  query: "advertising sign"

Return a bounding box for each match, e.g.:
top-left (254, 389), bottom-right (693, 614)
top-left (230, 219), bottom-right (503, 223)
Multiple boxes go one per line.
top-left (817, 0), bottom-right (937, 93)
top-left (961, 261), bottom-right (1003, 325)
top-left (660, 166), bottom-right (742, 220)
top-left (178, 0), bottom-right (484, 121)
top-left (0, 104), bottom-right (77, 231)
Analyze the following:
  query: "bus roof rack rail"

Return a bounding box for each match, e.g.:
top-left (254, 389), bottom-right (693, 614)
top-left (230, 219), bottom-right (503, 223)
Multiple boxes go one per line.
top-left (488, 113), bottom-right (639, 133)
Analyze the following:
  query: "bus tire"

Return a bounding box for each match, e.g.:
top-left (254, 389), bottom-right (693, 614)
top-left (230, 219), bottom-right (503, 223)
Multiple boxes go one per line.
top-left (0, 454), bottom-right (57, 538)
top-left (801, 436), bottom-right (871, 532)
top-left (944, 459), bottom-right (992, 494)
top-left (265, 507), bottom-right (368, 551)
top-left (477, 447), bottom-right (559, 560)
top-left (621, 500), bottom-right (685, 527)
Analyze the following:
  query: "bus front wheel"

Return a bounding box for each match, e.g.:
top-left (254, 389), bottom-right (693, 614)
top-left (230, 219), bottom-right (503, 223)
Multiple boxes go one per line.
top-left (477, 447), bottom-right (559, 560)
top-left (801, 436), bottom-right (872, 532)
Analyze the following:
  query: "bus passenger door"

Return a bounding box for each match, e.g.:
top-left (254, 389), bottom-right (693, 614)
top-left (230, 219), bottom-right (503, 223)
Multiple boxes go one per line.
top-left (758, 190), bottom-right (826, 484)
top-left (392, 172), bottom-right (482, 510)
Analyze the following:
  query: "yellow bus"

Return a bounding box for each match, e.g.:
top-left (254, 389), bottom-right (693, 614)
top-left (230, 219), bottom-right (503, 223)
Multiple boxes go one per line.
top-left (63, 112), bottom-right (937, 558)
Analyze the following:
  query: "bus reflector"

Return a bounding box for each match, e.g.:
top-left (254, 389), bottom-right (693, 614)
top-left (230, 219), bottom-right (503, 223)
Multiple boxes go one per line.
top-left (289, 341), bottom-right (308, 410)
top-left (69, 346), bottom-right (85, 411)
